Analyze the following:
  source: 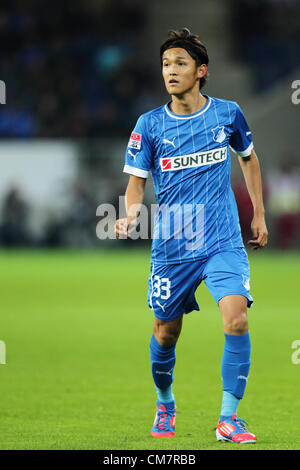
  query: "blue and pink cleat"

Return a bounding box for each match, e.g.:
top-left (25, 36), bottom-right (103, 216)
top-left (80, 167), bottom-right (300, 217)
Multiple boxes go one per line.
top-left (216, 413), bottom-right (257, 444)
top-left (151, 401), bottom-right (176, 438)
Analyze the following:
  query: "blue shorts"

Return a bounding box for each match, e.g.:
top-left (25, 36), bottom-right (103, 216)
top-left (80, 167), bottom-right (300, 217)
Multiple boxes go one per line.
top-left (147, 248), bottom-right (253, 321)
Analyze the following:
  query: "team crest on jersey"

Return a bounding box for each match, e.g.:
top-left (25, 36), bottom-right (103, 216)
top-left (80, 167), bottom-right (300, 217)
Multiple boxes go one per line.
top-left (212, 126), bottom-right (226, 144)
top-left (128, 132), bottom-right (142, 150)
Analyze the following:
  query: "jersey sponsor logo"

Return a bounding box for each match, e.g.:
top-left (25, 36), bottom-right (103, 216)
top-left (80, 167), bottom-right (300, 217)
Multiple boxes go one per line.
top-left (160, 147), bottom-right (227, 172)
top-left (212, 125), bottom-right (226, 143)
top-left (128, 132), bottom-right (142, 150)
top-left (161, 159), bottom-right (172, 170)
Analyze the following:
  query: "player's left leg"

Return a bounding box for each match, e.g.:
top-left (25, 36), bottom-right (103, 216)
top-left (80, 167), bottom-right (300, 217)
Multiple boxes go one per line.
top-left (216, 294), bottom-right (256, 443)
top-left (203, 248), bottom-right (256, 443)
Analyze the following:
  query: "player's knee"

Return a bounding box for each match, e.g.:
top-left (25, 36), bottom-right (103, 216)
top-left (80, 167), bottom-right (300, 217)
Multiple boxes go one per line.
top-left (228, 312), bottom-right (248, 335)
top-left (153, 320), bottom-right (181, 347)
top-left (154, 327), bottom-right (179, 347)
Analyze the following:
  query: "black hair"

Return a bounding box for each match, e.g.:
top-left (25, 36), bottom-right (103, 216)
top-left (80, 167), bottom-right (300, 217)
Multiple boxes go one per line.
top-left (160, 28), bottom-right (209, 89)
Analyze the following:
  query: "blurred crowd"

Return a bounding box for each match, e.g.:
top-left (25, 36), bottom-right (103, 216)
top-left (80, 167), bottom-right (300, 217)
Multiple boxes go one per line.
top-left (230, 0), bottom-right (300, 91)
top-left (0, 181), bottom-right (98, 248)
top-left (0, 0), bottom-right (159, 137)
top-left (233, 160), bottom-right (300, 250)
top-left (0, 0), bottom-right (298, 136)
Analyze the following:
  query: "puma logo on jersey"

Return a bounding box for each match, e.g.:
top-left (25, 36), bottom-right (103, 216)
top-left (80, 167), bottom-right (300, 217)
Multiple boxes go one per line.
top-left (163, 137), bottom-right (176, 148)
top-left (128, 149), bottom-right (139, 161)
top-left (156, 300), bottom-right (167, 312)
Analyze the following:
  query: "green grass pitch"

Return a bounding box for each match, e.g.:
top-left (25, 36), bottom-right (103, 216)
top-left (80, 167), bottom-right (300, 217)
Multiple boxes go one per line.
top-left (0, 249), bottom-right (299, 450)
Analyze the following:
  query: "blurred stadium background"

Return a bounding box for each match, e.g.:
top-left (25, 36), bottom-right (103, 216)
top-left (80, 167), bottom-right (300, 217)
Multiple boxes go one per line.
top-left (0, 0), bottom-right (299, 450)
top-left (0, 0), bottom-right (299, 249)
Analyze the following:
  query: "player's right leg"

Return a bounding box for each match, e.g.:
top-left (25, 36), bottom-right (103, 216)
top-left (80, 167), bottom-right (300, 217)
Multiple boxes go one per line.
top-left (150, 316), bottom-right (182, 438)
top-left (147, 261), bottom-right (203, 438)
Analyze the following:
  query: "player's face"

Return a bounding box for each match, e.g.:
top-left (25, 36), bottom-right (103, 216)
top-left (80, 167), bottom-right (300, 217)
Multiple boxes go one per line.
top-left (162, 48), bottom-right (205, 96)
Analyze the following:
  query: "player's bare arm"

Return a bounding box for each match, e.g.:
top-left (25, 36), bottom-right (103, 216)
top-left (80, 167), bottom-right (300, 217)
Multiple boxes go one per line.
top-left (238, 149), bottom-right (268, 250)
top-left (115, 175), bottom-right (146, 238)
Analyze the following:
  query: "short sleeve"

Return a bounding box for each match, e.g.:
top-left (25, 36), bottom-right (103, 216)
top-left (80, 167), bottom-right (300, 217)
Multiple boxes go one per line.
top-left (229, 103), bottom-right (254, 157)
top-left (123, 114), bottom-right (153, 179)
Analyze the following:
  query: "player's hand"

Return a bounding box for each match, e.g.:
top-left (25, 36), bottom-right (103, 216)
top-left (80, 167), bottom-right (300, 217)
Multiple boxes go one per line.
top-left (248, 214), bottom-right (268, 251)
top-left (114, 217), bottom-right (136, 239)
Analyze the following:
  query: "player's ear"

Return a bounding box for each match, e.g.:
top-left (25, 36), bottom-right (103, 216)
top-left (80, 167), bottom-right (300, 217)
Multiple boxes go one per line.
top-left (197, 64), bottom-right (207, 79)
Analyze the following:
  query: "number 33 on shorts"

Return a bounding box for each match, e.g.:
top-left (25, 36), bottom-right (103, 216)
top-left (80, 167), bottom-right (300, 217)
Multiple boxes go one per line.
top-left (148, 261), bottom-right (200, 321)
top-left (153, 276), bottom-right (171, 300)
top-left (148, 266), bottom-right (172, 316)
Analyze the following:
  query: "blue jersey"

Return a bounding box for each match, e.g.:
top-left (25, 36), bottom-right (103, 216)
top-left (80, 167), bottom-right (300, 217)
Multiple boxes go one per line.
top-left (123, 95), bottom-right (253, 265)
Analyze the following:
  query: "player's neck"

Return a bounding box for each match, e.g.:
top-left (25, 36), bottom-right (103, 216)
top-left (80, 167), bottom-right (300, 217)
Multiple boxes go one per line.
top-left (169, 91), bottom-right (207, 115)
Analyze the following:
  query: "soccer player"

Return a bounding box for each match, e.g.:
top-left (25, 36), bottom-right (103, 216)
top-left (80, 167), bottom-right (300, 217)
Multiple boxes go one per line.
top-left (115, 28), bottom-right (268, 444)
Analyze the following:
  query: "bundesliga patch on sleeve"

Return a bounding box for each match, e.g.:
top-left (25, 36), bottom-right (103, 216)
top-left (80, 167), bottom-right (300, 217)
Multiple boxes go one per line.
top-left (128, 132), bottom-right (142, 150)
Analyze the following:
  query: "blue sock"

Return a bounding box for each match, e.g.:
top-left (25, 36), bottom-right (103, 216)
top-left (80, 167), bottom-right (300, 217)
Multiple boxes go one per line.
top-left (220, 332), bottom-right (251, 419)
top-left (220, 391), bottom-right (239, 419)
top-left (150, 335), bottom-right (176, 404)
top-left (156, 384), bottom-right (174, 404)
